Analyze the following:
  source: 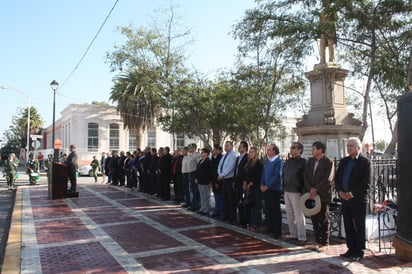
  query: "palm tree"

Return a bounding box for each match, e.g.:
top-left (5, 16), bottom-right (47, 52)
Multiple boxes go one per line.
top-left (19, 106), bottom-right (44, 151)
top-left (110, 68), bottom-right (162, 149)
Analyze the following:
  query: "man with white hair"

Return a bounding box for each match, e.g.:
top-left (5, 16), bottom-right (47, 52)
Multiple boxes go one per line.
top-left (335, 137), bottom-right (371, 261)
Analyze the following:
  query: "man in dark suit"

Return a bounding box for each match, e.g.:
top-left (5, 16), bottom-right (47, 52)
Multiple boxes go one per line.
top-left (104, 153), bottom-right (112, 184)
top-left (210, 145), bottom-right (223, 218)
top-left (304, 141), bottom-right (335, 252)
top-left (159, 146), bottom-right (172, 200)
top-left (110, 151), bottom-right (120, 186)
top-left (234, 141), bottom-right (249, 226)
top-left (66, 144), bottom-right (78, 192)
top-left (117, 151), bottom-right (127, 186)
top-left (335, 137), bottom-right (371, 261)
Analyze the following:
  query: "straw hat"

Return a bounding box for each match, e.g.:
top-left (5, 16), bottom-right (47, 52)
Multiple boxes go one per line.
top-left (300, 193), bottom-right (321, 217)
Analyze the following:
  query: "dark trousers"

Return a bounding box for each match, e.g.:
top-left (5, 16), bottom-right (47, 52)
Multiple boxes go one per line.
top-left (341, 199), bottom-right (367, 255)
top-left (125, 171), bottom-right (132, 187)
top-left (145, 172), bottom-right (153, 193)
top-left (173, 174), bottom-right (183, 202)
top-left (189, 172), bottom-right (200, 209)
top-left (159, 174), bottom-right (171, 200)
top-left (222, 178), bottom-right (236, 223)
top-left (250, 187), bottom-right (263, 228)
top-left (213, 191), bottom-right (224, 217)
top-left (149, 172), bottom-right (157, 194)
top-left (118, 170), bottom-right (125, 186)
top-left (182, 173), bottom-right (191, 206)
top-left (111, 169), bottom-right (118, 185)
top-left (311, 202), bottom-right (330, 245)
top-left (263, 190), bottom-right (282, 237)
top-left (235, 184), bottom-right (244, 224)
top-left (68, 172), bottom-right (77, 191)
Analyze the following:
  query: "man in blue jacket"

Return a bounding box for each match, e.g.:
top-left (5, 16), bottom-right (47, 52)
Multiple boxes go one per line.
top-left (260, 143), bottom-right (283, 238)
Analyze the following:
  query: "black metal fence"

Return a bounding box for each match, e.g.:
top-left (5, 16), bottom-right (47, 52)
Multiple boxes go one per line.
top-left (331, 158), bottom-right (398, 213)
top-left (329, 158), bottom-right (398, 240)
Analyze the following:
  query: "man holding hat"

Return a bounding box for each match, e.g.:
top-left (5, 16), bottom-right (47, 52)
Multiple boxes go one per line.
top-left (304, 141), bottom-right (334, 252)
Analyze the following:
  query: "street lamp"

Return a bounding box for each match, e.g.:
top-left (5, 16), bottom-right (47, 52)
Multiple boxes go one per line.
top-left (0, 86), bottom-right (31, 161)
top-left (50, 80), bottom-right (59, 162)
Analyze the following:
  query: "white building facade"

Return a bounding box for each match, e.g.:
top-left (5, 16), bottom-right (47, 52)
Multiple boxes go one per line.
top-left (39, 103), bottom-right (299, 163)
top-left (40, 104), bottom-right (190, 162)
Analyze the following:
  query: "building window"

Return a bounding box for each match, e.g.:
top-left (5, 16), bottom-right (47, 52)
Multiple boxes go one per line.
top-left (88, 123), bottom-right (98, 152)
top-left (176, 132), bottom-right (185, 149)
top-left (147, 127), bottom-right (156, 148)
top-left (109, 123), bottom-right (119, 151)
top-left (129, 129), bottom-right (137, 151)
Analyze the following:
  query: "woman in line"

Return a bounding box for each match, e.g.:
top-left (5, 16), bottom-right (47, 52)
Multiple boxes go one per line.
top-left (243, 146), bottom-right (264, 232)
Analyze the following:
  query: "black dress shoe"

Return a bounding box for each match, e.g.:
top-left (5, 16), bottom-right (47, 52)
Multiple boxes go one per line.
top-left (351, 253), bottom-right (364, 261)
top-left (340, 250), bottom-right (353, 258)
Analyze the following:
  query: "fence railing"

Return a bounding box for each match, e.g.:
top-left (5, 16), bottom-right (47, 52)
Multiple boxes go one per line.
top-left (332, 158), bottom-right (398, 214)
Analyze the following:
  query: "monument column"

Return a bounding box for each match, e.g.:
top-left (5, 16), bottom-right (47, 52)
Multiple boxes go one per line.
top-left (294, 64), bottom-right (362, 159)
top-left (393, 91), bottom-right (412, 260)
top-left (294, 1), bottom-right (361, 158)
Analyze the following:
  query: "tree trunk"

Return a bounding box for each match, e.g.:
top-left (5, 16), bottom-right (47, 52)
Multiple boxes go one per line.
top-left (384, 120), bottom-right (397, 158)
top-left (212, 128), bottom-right (221, 146)
top-left (359, 32), bottom-right (376, 141)
top-left (136, 127), bottom-right (145, 150)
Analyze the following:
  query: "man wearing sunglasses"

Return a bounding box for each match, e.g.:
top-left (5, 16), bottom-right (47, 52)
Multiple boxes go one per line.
top-left (283, 142), bottom-right (307, 243)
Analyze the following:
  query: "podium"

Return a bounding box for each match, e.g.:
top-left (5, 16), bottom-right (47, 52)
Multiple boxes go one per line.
top-left (49, 162), bottom-right (68, 199)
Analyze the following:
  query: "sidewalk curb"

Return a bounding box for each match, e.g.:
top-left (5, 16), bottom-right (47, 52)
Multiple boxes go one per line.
top-left (1, 188), bottom-right (22, 273)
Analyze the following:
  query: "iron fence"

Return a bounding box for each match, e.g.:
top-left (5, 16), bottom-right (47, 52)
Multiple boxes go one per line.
top-left (331, 158), bottom-right (398, 214)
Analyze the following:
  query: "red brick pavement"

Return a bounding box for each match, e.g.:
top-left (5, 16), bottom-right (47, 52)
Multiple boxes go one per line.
top-left (17, 181), bottom-right (412, 273)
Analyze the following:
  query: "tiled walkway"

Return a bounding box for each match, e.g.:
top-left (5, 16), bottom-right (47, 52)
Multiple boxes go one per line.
top-left (6, 179), bottom-right (412, 273)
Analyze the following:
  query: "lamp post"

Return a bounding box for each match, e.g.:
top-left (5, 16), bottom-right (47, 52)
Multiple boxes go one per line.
top-left (0, 86), bottom-right (31, 161)
top-left (50, 80), bottom-right (59, 162)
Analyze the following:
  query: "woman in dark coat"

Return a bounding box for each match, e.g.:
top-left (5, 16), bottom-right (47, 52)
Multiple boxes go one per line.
top-left (243, 146), bottom-right (264, 231)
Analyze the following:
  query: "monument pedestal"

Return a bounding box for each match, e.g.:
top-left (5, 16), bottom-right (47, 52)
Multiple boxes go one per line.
top-left (394, 92), bottom-right (412, 259)
top-left (294, 124), bottom-right (361, 159)
top-left (393, 235), bottom-right (412, 260)
top-left (294, 63), bottom-right (362, 158)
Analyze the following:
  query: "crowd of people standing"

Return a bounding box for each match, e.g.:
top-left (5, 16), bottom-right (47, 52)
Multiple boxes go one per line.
top-left (93, 137), bottom-right (370, 262)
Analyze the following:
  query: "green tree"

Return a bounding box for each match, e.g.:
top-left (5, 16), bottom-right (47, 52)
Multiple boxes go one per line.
top-left (2, 106), bottom-right (44, 152)
top-left (338, 0), bottom-right (412, 141)
top-left (110, 68), bottom-right (162, 147)
top-left (235, 0), bottom-right (411, 145)
top-left (374, 139), bottom-right (386, 152)
top-left (106, 4), bottom-right (190, 148)
top-left (158, 74), bottom-right (225, 147)
top-left (233, 3), bottom-right (308, 144)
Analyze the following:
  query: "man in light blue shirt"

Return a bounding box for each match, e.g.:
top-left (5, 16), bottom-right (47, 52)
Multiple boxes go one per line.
top-left (217, 141), bottom-right (237, 223)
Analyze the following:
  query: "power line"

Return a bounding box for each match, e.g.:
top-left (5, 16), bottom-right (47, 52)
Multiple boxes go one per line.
top-left (59, 0), bottom-right (120, 90)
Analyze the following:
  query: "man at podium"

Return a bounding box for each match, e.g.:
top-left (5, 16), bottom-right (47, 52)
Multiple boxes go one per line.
top-left (66, 144), bottom-right (78, 192)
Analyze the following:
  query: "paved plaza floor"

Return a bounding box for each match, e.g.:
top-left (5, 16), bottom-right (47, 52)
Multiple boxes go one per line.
top-left (1, 175), bottom-right (412, 273)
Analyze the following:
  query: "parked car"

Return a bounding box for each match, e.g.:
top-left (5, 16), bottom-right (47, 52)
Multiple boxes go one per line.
top-left (78, 165), bottom-right (101, 177)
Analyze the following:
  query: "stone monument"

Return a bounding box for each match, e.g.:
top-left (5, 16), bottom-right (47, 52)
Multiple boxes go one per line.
top-left (393, 89), bottom-right (412, 260)
top-left (294, 2), bottom-right (362, 159)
